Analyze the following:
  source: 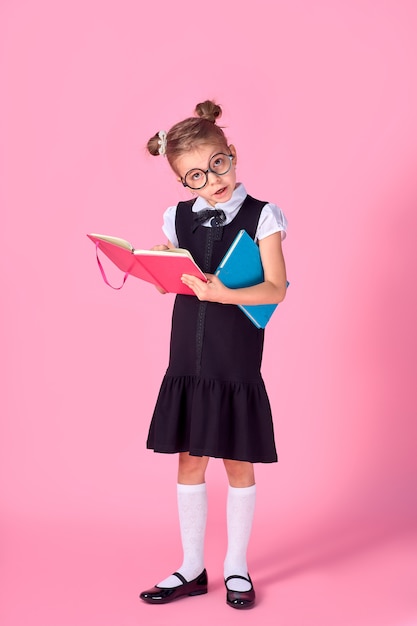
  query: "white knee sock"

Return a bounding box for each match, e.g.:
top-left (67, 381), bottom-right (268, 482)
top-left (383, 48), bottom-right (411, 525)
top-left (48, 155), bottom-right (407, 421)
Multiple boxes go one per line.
top-left (224, 484), bottom-right (256, 592)
top-left (157, 482), bottom-right (207, 588)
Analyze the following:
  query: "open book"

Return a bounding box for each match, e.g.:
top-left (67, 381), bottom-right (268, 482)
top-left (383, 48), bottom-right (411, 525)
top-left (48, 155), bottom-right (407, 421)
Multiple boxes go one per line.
top-left (87, 233), bottom-right (207, 295)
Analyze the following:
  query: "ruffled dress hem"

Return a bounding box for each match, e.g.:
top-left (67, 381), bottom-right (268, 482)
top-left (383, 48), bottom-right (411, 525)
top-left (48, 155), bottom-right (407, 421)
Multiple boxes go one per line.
top-left (146, 374), bottom-right (278, 464)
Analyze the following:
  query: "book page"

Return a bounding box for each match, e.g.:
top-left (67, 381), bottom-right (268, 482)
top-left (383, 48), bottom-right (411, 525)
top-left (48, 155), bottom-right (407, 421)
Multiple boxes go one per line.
top-left (89, 234), bottom-right (133, 251)
top-left (134, 248), bottom-right (193, 260)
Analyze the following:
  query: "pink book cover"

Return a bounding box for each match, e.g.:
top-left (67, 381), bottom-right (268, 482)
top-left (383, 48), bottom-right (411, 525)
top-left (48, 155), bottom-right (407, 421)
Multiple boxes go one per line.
top-left (87, 234), bottom-right (207, 295)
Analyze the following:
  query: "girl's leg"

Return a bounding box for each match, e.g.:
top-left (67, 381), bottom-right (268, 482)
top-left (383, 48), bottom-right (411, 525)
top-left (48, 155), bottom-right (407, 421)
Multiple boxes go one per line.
top-left (178, 451), bottom-right (210, 485)
top-left (223, 459), bottom-right (256, 593)
top-left (157, 452), bottom-right (209, 588)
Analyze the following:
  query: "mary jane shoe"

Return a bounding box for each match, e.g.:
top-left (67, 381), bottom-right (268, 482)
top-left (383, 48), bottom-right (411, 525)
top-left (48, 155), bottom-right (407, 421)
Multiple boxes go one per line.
top-left (225, 574), bottom-right (256, 609)
top-left (140, 569), bottom-right (208, 604)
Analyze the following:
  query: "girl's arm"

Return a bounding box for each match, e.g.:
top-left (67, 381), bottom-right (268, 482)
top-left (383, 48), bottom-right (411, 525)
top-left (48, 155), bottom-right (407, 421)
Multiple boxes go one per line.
top-left (181, 232), bottom-right (287, 305)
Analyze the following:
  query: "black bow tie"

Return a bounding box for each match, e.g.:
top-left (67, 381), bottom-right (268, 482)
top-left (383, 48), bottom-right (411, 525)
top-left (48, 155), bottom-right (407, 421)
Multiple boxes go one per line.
top-left (192, 209), bottom-right (226, 232)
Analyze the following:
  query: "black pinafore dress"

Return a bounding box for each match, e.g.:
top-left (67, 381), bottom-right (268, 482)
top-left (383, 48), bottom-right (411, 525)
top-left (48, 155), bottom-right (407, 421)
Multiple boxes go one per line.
top-left (146, 194), bottom-right (278, 463)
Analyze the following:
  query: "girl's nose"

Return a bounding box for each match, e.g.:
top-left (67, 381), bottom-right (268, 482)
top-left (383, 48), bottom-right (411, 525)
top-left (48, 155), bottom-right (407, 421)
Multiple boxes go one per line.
top-left (207, 170), bottom-right (222, 184)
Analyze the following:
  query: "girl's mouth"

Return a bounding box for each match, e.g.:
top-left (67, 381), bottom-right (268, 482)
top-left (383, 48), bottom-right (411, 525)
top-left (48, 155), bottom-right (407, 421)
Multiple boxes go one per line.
top-left (215, 187), bottom-right (227, 195)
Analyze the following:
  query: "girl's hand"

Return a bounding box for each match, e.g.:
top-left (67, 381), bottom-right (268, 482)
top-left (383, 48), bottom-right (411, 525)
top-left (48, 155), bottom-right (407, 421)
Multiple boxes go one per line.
top-left (151, 244), bottom-right (170, 252)
top-left (181, 273), bottom-right (228, 303)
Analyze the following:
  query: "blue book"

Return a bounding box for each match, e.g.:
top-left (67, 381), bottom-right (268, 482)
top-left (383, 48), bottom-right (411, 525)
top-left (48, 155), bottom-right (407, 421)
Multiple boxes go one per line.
top-left (215, 229), bottom-right (288, 329)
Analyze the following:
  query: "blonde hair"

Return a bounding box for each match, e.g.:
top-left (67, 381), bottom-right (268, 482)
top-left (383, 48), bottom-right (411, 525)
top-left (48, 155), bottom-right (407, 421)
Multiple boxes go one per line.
top-left (147, 100), bottom-right (229, 171)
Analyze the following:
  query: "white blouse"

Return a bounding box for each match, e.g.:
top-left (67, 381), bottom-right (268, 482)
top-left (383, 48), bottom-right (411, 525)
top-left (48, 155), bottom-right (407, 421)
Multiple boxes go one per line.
top-left (162, 183), bottom-right (288, 248)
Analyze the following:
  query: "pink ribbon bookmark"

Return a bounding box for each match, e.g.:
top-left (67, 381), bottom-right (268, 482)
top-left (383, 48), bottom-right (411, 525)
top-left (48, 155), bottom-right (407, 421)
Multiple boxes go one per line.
top-left (95, 242), bottom-right (129, 290)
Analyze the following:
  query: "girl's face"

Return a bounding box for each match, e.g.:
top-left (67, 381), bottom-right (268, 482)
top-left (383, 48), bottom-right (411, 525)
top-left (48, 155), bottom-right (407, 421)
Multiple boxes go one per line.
top-left (174, 143), bottom-right (237, 207)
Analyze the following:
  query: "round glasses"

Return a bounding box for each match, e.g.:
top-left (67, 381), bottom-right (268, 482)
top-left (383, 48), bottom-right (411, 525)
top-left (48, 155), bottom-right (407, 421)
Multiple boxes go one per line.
top-left (181, 153), bottom-right (233, 190)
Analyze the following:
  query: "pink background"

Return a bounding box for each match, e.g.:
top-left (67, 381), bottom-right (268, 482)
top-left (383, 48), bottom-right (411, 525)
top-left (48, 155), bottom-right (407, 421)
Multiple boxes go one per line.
top-left (1, 1), bottom-right (417, 624)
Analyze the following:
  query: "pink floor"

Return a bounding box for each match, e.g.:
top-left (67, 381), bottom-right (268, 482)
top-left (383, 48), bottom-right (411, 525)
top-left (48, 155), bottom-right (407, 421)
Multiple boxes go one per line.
top-left (2, 515), bottom-right (416, 626)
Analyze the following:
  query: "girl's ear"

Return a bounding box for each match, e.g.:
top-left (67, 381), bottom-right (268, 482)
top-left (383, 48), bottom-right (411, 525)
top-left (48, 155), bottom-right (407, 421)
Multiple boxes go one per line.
top-left (229, 144), bottom-right (237, 165)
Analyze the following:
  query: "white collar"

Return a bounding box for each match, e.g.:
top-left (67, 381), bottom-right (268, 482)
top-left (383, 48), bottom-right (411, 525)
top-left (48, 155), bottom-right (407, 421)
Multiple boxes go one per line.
top-left (192, 183), bottom-right (247, 215)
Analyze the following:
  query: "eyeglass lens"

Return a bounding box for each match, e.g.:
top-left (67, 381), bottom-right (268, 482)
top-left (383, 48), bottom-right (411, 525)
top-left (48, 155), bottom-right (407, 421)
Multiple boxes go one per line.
top-left (184, 153), bottom-right (232, 189)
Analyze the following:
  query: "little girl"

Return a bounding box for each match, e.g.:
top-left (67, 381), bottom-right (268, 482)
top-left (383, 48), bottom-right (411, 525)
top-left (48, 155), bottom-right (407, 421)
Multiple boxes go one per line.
top-left (139, 100), bottom-right (287, 609)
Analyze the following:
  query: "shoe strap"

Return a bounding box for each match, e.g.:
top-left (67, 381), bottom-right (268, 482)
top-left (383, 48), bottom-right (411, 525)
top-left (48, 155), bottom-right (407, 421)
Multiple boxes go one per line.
top-left (225, 574), bottom-right (252, 585)
top-left (172, 571), bottom-right (188, 585)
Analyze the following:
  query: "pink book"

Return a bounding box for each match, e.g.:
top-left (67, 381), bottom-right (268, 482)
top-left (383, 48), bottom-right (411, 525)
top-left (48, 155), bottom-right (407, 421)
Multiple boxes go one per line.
top-left (87, 233), bottom-right (207, 295)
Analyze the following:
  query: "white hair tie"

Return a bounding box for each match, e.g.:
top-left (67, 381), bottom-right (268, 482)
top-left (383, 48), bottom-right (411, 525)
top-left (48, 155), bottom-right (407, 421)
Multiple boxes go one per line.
top-left (158, 130), bottom-right (167, 156)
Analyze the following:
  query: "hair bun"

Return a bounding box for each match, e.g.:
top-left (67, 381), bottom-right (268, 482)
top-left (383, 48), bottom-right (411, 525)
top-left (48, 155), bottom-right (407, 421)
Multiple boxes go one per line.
top-left (147, 132), bottom-right (162, 156)
top-left (195, 100), bottom-right (222, 123)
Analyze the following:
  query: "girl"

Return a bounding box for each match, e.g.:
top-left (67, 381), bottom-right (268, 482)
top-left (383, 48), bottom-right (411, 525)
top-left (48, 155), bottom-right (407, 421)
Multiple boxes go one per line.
top-left (139, 100), bottom-right (287, 609)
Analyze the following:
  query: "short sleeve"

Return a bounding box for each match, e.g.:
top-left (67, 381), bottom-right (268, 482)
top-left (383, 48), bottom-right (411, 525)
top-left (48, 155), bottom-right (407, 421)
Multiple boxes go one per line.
top-left (255, 203), bottom-right (288, 241)
top-left (162, 205), bottom-right (178, 247)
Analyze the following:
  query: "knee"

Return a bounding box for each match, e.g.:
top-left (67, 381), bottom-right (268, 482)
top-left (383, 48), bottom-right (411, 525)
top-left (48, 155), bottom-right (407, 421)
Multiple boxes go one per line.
top-left (178, 453), bottom-right (209, 484)
top-left (223, 459), bottom-right (255, 487)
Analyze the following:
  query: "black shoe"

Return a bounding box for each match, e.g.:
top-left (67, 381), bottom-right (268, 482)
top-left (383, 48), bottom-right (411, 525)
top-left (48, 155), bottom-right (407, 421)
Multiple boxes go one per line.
top-left (225, 574), bottom-right (256, 609)
top-left (140, 569), bottom-right (208, 604)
